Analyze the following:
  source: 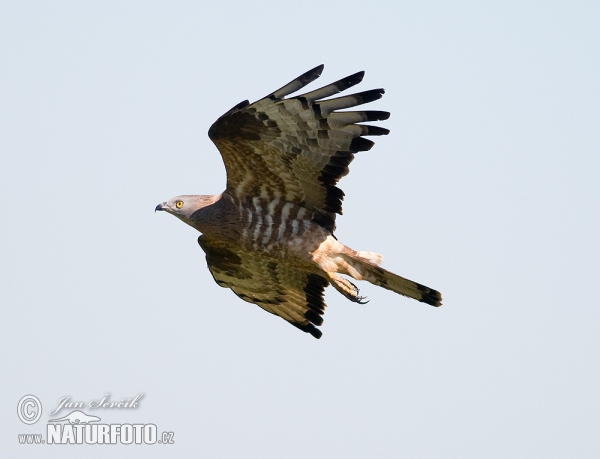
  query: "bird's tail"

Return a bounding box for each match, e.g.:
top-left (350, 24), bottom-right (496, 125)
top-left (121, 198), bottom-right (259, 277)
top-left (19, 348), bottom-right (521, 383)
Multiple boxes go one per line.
top-left (340, 250), bottom-right (442, 307)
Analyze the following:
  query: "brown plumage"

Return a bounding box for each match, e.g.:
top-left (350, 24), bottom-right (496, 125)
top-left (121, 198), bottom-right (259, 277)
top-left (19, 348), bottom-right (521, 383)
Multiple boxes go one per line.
top-left (156, 65), bottom-right (442, 339)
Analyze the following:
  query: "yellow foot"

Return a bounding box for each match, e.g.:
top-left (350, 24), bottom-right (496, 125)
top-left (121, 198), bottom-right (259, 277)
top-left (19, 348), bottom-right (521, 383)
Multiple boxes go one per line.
top-left (326, 272), bottom-right (368, 304)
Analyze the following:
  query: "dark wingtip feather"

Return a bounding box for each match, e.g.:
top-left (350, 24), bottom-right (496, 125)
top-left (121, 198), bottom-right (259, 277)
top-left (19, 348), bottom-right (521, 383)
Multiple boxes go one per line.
top-left (303, 64), bottom-right (325, 81)
top-left (270, 65), bottom-right (325, 100)
top-left (358, 88), bottom-right (385, 105)
top-left (364, 111), bottom-right (391, 121)
top-left (364, 126), bottom-right (390, 136)
top-left (340, 71), bottom-right (365, 90)
top-left (349, 137), bottom-right (375, 152)
top-left (293, 322), bottom-right (323, 339)
top-left (305, 309), bottom-right (324, 326)
top-left (298, 70), bottom-right (367, 103)
top-left (310, 327), bottom-right (323, 339)
top-left (292, 65), bottom-right (324, 83)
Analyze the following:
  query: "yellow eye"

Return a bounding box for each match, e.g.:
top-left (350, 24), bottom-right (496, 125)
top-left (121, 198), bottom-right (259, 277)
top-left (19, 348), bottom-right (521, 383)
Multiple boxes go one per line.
top-left (176, 200), bottom-right (184, 209)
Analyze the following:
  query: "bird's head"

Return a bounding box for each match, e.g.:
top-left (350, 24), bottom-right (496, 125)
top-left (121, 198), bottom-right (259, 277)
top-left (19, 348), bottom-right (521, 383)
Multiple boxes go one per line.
top-left (155, 194), bottom-right (220, 229)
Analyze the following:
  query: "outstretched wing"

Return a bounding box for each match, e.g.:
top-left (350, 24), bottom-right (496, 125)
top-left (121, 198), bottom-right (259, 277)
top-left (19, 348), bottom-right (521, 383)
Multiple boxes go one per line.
top-left (198, 235), bottom-right (329, 338)
top-left (208, 65), bottom-right (389, 234)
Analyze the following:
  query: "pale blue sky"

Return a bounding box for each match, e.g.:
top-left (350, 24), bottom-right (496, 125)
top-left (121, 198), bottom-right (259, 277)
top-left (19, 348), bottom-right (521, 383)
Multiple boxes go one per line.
top-left (2, 1), bottom-right (599, 457)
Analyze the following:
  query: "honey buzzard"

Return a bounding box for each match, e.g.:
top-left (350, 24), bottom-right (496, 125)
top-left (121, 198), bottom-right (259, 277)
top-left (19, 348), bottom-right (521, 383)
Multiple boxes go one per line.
top-left (156, 65), bottom-right (442, 338)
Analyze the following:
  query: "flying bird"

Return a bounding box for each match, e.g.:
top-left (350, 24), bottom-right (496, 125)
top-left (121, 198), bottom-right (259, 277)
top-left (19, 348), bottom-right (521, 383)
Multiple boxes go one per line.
top-left (156, 65), bottom-right (442, 338)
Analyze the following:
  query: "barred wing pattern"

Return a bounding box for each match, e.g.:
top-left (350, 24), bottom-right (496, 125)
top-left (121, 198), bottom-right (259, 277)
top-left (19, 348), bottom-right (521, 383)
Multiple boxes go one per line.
top-left (199, 236), bottom-right (327, 339)
top-left (208, 64), bottom-right (390, 233)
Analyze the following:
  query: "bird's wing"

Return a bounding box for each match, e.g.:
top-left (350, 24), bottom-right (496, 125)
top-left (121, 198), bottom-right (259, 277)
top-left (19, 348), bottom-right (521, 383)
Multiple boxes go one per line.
top-left (208, 65), bottom-right (389, 234)
top-left (198, 235), bottom-right (329, 338)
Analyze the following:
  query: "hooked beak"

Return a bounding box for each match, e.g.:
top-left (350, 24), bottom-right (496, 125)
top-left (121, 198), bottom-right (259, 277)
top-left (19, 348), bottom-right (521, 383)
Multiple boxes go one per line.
top-left (155, 202), bottom-right (167, 212)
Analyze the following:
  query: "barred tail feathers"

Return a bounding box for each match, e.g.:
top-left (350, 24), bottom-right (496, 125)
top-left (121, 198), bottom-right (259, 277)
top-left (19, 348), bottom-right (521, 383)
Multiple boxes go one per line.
top-left (341, 251), bottom-right (442, 307)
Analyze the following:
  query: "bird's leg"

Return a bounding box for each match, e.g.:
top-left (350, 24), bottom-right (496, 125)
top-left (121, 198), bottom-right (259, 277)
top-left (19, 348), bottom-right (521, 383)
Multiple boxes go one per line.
top-left (326, 272), bottom-right (368, 304)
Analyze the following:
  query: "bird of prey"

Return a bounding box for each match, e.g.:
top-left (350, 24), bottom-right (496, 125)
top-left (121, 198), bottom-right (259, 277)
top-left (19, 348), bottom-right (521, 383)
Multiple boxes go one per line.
top-left (156, 65), bottom-right (442, 338)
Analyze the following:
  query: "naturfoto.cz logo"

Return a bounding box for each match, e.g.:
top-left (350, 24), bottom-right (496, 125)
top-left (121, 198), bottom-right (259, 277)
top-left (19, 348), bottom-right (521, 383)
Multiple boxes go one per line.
top-left (17, 394), bottom-right (174, 446)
